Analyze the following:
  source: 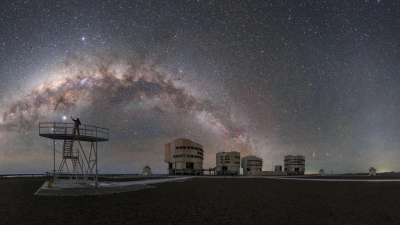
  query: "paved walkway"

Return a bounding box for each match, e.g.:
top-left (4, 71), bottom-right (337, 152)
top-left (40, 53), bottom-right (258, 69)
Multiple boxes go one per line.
top-left (100, 176), bottom-right (193, 186)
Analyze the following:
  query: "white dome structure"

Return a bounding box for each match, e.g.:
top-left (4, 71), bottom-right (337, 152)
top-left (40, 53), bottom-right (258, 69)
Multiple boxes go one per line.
top-left (369, 167), bottom-right (376, 176)
top-left (142, 165), bottom-right (153, 176)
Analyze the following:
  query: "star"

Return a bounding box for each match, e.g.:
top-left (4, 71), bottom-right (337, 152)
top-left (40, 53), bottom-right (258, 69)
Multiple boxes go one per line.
top-left (0, 1), bottom-right (398, 174)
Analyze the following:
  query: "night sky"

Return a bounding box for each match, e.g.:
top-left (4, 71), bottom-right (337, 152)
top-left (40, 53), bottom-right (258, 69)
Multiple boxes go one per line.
top-left (0, 1), bottom-right (399, 174)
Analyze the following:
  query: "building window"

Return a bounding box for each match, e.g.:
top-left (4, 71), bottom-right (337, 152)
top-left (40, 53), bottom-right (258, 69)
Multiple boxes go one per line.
top-left (186, 162), bottom-right (194, 169)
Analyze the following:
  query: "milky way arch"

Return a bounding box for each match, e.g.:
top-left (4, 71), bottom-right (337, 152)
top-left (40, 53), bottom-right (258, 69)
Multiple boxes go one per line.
top-left (1, 54), bottom-right (248, 145)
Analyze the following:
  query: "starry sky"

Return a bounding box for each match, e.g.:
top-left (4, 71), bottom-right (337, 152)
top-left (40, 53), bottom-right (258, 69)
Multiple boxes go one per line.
top-left (0, 0), bottom-right (399, 174)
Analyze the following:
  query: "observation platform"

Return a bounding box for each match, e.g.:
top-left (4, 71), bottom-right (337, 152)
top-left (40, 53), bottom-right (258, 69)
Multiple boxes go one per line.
top-left (39, 122), bottom-right (109, 142)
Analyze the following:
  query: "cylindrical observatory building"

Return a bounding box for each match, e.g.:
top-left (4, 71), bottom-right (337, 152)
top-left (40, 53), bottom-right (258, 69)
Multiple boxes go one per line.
top-left (164, 138), bottom-right (204, 175)
top-left (241, 155), bottom-right (263, 173)
top-left (284, 155), bottom-right (305, 175)
top-left (216, 151), bottom-right (240, 175)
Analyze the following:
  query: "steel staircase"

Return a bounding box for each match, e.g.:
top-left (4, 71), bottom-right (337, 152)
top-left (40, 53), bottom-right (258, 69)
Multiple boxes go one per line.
top-left (63, 139), bottom-right (75, 158)
top-left (72, 157), bottom-right (83, 175)
top-left (59, 138), bottom-right (87, 182)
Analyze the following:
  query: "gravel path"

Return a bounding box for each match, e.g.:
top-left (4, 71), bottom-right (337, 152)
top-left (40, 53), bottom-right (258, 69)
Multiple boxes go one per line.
top-left (1, 177), bottom-right (399, 224)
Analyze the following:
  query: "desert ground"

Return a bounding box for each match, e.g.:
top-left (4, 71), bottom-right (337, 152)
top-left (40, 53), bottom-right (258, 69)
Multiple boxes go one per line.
top-left (1, 176), bottom-right (399, 224)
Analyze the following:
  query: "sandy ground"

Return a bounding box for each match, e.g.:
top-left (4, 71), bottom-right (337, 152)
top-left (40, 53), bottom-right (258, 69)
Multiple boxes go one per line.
top-left (288, 175), bottom-right (400, 179)
top-left (1, 176), bottom-right (399, 224)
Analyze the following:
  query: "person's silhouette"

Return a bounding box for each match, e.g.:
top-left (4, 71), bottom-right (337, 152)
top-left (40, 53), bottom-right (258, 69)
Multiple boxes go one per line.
top-left (71, 116), bottom-right (81, 135)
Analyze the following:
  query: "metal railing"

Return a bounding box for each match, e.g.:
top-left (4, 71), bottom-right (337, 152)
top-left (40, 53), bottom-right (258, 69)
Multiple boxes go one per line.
top-left (39, 122), bottom-right (109, 140)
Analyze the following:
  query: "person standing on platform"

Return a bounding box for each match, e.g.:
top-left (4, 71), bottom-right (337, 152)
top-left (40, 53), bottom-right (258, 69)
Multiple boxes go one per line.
top-left (71, 116), bottom-right (81, 135)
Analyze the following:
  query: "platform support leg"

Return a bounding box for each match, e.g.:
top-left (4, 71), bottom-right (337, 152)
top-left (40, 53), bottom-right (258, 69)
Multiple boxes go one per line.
top-left (53, 130), bottom-right (56, 185)
top-left (95, 140), bottom-right (99, 187)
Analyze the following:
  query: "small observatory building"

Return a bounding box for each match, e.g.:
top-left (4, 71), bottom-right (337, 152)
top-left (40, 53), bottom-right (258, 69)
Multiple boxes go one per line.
top-left (142, 165), bottom-right (153, 176)
top-left (369, 167), bottom-right (376, 176)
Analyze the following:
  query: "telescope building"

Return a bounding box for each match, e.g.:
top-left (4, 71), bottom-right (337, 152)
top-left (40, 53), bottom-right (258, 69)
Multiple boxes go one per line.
top-left (284, 155), bottom-right (305, 175)
top-left (164, 138), bottom-right (204, 175)
top-left (241, 155), bottom-right (263, 175)
top-left (216, 151), bottom-right (240, 175)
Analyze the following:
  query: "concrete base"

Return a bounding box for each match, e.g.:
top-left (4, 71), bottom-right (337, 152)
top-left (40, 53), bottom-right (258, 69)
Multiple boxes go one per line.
top-left (35, 176), bottom-right (193, 196)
